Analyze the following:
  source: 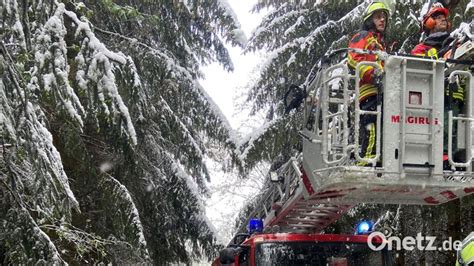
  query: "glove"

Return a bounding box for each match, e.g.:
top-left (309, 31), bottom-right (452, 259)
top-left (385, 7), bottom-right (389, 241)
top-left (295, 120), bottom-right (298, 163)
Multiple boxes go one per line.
top-left (373, 68), bottom-right (384, 87)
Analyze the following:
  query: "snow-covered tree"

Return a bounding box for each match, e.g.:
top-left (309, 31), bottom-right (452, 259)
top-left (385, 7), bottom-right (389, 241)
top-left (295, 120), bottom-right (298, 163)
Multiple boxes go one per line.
top-left (1, 0), bottom-right (244, 263)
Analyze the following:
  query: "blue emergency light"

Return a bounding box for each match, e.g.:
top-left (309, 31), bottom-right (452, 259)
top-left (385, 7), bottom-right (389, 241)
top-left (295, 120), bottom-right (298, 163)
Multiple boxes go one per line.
top-left (355, 220), bottom-right (373, 235)
top-left (248, 218), bottom-right (263, 234)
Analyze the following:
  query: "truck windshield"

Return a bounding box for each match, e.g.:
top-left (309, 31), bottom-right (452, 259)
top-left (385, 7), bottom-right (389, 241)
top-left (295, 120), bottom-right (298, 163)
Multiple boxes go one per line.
top-left (255, 241), bottom-right (385, 266)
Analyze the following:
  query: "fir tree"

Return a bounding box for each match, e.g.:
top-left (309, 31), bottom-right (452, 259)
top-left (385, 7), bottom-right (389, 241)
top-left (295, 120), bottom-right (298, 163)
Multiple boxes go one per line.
top-left (1, 0), bottom-right (244, 263)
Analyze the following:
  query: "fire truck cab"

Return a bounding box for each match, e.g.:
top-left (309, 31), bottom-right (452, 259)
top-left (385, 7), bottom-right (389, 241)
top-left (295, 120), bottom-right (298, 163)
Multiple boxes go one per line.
top-left (213, 232), bottom-right (392, 266)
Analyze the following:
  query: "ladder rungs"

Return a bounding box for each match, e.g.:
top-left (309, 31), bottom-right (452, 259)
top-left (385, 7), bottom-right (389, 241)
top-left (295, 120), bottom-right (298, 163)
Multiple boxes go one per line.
top-left (295, 203), bottom-right (343, 208)
top-left (291, 211), bottom-right (335, 217)
top-left (406, 105), bottom-right (433, 110)
top-left (293, 206), bottom-right (340, 212)
top-left (329, 98), bottom-right (345, 104)
top-left (405, 132), bottom-right (432, 136)
top-left (294, 204), bottom-right (342, 210)
top-left (287, 213), bottom-right (334, 219)
top-left (405, 140), bottom-right (433, 145)
top-left (283, 220), bottom-right (327, 226)
top-left (283, 219), bottom-right (330, 226)
top-left (284, 223), bottom-right (323, 228)
top-left (407, 69), bottom-right (436, 75)
top-left (288, 209), bottom-right (333, 215)
top-left (292, 210), bottom-right (340, 216)
top-left (284, 218), bottom-right (323, 224)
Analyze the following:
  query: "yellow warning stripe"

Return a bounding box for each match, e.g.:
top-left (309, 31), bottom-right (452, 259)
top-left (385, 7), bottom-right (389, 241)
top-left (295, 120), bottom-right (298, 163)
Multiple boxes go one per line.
top-left (359, 84), bottom-right (377, 101)
top-left (453, 92), bottom-right (464, 101)
top-left (426, 48), bottom-right (438, 59)
top-left (365, 123), bottom-right (376, 159)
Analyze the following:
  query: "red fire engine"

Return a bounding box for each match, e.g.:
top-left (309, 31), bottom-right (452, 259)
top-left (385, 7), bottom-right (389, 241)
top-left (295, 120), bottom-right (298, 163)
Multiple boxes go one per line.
top-left (213, 40), bottom-right (474, 265)
top-left (212, 230), bottom-right (392, 266)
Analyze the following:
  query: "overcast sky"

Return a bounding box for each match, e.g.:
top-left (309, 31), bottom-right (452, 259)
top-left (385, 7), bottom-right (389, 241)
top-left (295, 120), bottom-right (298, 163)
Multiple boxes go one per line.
top-left (201, 0), bottom-right (268, 244)
top-left (200, 0), bottom-right (265, 130)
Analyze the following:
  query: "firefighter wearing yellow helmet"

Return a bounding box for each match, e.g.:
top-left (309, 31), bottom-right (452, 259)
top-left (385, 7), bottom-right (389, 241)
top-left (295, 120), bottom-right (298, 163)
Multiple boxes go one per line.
top-left (362, 2), bottom-right (391, 29)
top-left (348, 2), bottom-right (390, 165)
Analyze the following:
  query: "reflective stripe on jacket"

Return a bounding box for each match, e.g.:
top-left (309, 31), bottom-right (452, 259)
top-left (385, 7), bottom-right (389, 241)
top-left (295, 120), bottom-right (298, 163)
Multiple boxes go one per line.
top-left (411, 43), bottom-right (440, 59)
top-left (348, 30), bottom-right (385, 102)
top-left (411, 43), bottom-right (464, 103)
top-left (456, 237), bottom-right (474, 265)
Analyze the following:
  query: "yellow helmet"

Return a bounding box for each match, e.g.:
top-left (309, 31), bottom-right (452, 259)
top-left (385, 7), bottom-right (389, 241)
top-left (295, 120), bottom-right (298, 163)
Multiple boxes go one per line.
top-left (363, 2), bottom-right (390, 22)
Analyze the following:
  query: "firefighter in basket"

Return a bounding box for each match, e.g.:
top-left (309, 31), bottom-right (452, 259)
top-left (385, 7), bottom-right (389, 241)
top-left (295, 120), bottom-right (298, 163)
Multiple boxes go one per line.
top-left (411, 3), bottom-right (466, 167)
top-left (348, 2), bottom-right (390, 166)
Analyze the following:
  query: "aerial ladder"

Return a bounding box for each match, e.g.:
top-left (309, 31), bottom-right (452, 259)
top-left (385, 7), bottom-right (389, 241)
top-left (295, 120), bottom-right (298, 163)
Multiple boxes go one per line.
top-left (236, 39), bottom-right (474, 235)
top-left (215, 21), bottom-right (474, 266)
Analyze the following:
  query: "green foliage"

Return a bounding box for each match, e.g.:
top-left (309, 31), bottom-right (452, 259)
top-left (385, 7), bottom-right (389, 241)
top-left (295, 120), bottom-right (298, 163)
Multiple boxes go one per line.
top-left (101, 0), bottom-right (144, 20)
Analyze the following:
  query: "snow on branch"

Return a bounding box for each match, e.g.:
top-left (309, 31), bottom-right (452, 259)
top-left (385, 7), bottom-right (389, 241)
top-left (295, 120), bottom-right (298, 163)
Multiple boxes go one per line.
top-left (237, 117), bottom-right (281, 165)
top-left (250, 36), bottom-right (304, 82)
top-left (102, 173), bottom-right (150, 259)
top-left (3, 0), bottom-right (27, 50)
top-left (25, 101), bottom-right (80, 208)
top-left (1, 46), bottom-right (79, 215)
top-left (164, 150), bottom-right (206, 205)
top-left (33, 5), bottom-right (85, 127)
top-left (284, 14), bottom-right (307, 36)
top-left (62, 5), bottom-right (138, 145)
top-left (217, 0), bottom-right (248, 46)
top-left (159, 97), bottom-right (205, 158)
top-left (20, 208), bottom-right (66, 263)
top-left (299, 2), bottom-right (365, 52)
top-left (91, 26), bottom-right (237, 156)
top-left (255, 2), bottom-right (365, 77)
top-left (194, 82), bottom-right (239, 144)
top-left (0, 178), bottom-right (65, 263)
top-left (451, 22), bottom-right (473, 40)
top-left (0, 78), bottom-right (17, 140)
top-left (93, 25), bottom-right (198, 84)
top-left (250, 8), bottom-right (309, 46)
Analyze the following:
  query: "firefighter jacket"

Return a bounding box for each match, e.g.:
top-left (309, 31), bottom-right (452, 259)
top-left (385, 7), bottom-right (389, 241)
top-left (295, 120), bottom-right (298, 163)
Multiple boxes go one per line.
top-left (411, 32), bottom-right (464, 103)
top-left (411, 32), bottom-right (451, 59)
top-left (348, 30), bottom-right (385, 102)
top-left (411, 42), bottom-right (440, 58)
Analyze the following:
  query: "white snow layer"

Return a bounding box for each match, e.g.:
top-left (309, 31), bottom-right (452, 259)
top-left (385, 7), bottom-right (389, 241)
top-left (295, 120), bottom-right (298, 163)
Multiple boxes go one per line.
top-left (63, 6), bottom-right (138, 145)
top-left (0, 81), bottom-right (17, 139)
top-left (238, 118), bottom-right (280, 163)
top-left (34, 4), bottom-right (85, 127)
top-left (218, 0), bottom-right (248, 46)
top-left (106, 174), bottom-right (151, 259)
top-left (25, 101), bottom-right (80, 210)
top-left (451, 22), bottom-right (473, 40)
top-left (195, 82), bottom-right (239, 144)
top-left (467, 0), bottom-right (474, 12)
top-left (257, 2), bottom-right (365, 75)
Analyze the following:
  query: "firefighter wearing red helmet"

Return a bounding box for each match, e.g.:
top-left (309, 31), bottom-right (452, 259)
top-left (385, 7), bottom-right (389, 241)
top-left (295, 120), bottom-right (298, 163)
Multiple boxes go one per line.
top-left (411, 3), bottom-right (452, 59)
top-left (411, 3), bottom-right (465, 165)
top-left (348, 2), bottom-right (390, 165)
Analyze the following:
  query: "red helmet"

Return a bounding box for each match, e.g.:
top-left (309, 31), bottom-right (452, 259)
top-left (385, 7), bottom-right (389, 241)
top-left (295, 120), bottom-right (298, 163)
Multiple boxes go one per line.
top-left (422, 5), bottom-right (450, 32)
